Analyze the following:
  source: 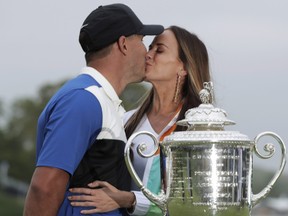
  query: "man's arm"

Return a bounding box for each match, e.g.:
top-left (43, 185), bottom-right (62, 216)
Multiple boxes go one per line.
top-left (23, 166), bottom-right (70, 216)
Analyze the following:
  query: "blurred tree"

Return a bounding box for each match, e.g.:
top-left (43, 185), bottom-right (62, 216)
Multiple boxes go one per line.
top-left (253, 168), bottom-right (288, 197)
top-left (0, 80), bottom-right (66, 182)
top-left (0, 100), bottom-right (3, 116)
top-left (120, 82), bottom-right (150, 111)
top-left (0, 100), bottom-right (5, 128)
top-left (0, 100), bottom-right (4, 140)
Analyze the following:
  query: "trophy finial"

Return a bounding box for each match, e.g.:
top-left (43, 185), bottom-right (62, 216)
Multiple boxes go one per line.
top-left (177, 81), bottom-right (235, 128)
top-left (199, 81), bottom-right (214, 104)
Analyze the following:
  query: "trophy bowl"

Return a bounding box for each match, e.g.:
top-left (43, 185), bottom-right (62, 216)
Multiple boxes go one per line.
top-left (124, 82), bottom-right (286, 216)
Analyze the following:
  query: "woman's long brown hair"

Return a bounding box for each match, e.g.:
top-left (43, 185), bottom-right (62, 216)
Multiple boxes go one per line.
top-left (125, 26), bottom-right (212, 138)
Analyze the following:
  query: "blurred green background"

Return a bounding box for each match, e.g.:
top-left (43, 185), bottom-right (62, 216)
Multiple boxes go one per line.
top-left (0, 80), bottom-right (287, 215)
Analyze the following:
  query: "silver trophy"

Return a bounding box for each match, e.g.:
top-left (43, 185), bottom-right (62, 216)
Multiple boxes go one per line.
top-left (124, 82), bottom-right (286, 216)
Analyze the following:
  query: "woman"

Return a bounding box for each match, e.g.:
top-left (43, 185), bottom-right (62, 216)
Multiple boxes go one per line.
top-left (68, 25), bottom-right (212, 215)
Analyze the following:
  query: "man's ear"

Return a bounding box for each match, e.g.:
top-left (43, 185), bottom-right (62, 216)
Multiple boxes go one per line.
top-left (117, 36), bottom-right (128, 55)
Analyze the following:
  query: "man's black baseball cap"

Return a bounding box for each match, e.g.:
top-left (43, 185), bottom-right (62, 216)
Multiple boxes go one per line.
top-left (79, 3), bottom-right (164, 52)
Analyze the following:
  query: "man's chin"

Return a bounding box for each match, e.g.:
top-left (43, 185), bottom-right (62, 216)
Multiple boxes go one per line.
top-left (130, 77), bottom-right (146, 84)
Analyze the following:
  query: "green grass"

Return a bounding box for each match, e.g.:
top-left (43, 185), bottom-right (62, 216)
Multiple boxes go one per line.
top-left (0, 189), bottom-right (25, 216)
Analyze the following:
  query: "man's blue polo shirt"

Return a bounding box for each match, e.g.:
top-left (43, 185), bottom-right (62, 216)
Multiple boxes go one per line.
top-left (36, 67), bottom-right (129, 215)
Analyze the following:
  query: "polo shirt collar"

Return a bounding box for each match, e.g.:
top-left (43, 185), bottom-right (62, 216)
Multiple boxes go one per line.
top-left (80, 67), bottom-right (125, 116)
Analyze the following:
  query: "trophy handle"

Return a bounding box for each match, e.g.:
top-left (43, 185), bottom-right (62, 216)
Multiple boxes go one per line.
top-left (124, 131), bottom-right (168, 215)
top-left (251, 131), bottom-right (287, 206)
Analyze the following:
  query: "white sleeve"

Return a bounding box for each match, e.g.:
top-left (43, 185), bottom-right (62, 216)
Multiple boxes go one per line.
top-left (129, 190), bottom-right (151, 215)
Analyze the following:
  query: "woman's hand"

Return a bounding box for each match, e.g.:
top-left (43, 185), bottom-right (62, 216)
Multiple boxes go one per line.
top-left (68, 181), bottom-right (135, 214)
top-left (68, 181), bottom-right (120, 214)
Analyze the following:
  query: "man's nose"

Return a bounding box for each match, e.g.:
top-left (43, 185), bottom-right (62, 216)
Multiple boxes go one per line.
top-left (145, 52), bottom-right (153, 60)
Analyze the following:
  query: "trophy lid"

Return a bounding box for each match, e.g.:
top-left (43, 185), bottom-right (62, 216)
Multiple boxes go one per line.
top-left (177, 82), bottom-right (235, 130)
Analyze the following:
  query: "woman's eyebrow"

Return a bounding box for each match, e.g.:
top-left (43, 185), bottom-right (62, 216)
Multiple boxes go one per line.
top-left (156, 42), bottom-right (168, 48)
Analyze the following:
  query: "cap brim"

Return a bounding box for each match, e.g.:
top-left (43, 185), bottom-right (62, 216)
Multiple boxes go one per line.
top-left (138, 25), bottom-right (164, 36)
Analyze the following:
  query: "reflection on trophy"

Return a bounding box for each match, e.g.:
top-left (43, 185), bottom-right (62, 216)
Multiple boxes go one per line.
top-left (124, 82), bottom-right (286, 216)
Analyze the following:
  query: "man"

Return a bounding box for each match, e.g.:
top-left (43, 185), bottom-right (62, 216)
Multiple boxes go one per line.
top-left (23, 3), bottom-right (164, 216)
